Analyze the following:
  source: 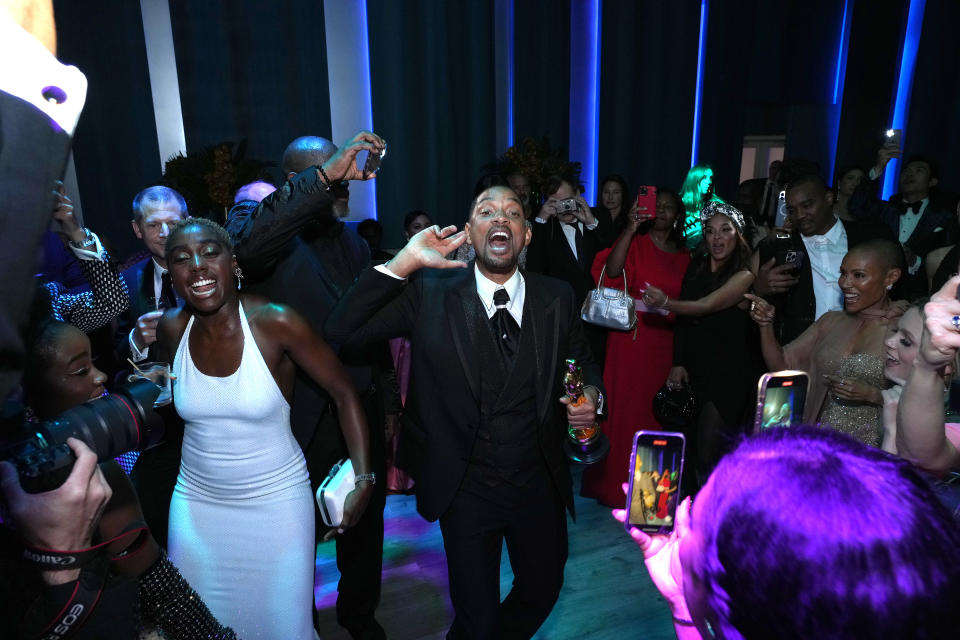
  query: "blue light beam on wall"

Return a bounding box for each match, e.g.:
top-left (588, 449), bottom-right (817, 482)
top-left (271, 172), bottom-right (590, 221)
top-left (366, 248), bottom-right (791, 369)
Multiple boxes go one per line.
top-left (827, 0), bottom-right (853, 183)
top-left (494, 0), bottom-right (514, 150)
top-left (882, 0), bottom-right (926, 200)
top-left (690, 0), bottom-right (708, 167)
top-left (569, 0), bottom-right (601, 205)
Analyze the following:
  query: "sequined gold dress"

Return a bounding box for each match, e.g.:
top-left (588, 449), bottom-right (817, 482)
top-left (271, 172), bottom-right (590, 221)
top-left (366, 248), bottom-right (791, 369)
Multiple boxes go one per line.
top-left (818, 353), bottom-right (885, 447)
top-left (783, 305), bottom-right (904, 448)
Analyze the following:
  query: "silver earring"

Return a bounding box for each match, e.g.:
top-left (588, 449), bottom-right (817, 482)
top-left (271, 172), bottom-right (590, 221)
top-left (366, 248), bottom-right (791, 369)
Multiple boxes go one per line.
top-left (886, 284), bottom-right (892, 290)
top-left (235, 266), bottom-right (244, 290)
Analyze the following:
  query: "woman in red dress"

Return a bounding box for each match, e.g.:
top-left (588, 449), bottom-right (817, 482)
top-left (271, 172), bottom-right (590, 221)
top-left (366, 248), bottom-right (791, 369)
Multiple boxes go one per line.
top-left (581, 189), bottom-right (690, 507)
top-left (655, 469), bottom-right (673, 519)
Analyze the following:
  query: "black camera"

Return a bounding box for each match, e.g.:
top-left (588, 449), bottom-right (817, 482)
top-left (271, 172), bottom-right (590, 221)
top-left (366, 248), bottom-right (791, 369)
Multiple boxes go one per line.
top-left (3, 379), bottom-right (164, 493)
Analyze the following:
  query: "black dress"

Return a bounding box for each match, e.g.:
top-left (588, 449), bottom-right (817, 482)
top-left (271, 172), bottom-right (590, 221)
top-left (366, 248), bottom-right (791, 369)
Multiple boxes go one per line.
top-left (673, 262), bottom-right (763, 476)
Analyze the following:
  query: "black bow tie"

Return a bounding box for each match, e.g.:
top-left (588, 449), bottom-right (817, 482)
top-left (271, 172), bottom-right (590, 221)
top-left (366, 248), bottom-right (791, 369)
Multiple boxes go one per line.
top-left (901, 200), bottom-right (923, 215)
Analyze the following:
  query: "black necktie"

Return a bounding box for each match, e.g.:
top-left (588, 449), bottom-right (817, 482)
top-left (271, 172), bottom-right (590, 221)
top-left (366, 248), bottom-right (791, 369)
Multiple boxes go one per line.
top-left (159, 270), bottom-right (177, 309)
top-left (566, 222), bottom-right (587, 270)
top-left (491, 288), bottom-right (519, 363)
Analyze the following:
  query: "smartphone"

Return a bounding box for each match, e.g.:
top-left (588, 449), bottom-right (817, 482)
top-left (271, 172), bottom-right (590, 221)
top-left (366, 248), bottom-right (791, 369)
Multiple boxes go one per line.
top-left (360, 143), bottom-right (387, 175)
top-left (636, 185), bottom-right (657, 221)
top-left (772, 230), bottom-right (805, 275)
top-left (753, 370), bottom-right (808, 432)
top-left (884, 128), bottom-right (902, 149)
top-left (625, 430), bottom-right (685, 534)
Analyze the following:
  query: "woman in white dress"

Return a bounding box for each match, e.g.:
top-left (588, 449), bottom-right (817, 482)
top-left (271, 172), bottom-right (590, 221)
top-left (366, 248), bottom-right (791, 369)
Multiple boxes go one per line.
top-left (157, 217), bottom-right (374, 640)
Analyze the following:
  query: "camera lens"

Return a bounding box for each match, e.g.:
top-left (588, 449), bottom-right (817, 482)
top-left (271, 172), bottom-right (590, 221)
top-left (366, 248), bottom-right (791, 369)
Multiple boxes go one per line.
top-left (36, 379), bottom-right (164, 462)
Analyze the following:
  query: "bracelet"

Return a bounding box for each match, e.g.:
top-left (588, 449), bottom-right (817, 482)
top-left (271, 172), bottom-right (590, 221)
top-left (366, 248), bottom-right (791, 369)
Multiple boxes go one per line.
top-left (660, 295), bottom-right (669, 309)
top-left (355, 472), bottom-right (376, 486)
top-left (317, 165), bottom-right (333, 190)
top-left (68, 228), bottom-right (96, 249)
top-left (672, 615), bottom-right (696, 626)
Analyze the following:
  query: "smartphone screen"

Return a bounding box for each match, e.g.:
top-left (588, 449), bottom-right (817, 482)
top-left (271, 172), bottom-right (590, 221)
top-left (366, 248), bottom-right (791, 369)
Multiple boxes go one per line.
top-left (626, 431), bottom-right (685, 533)
top-left (753, 371), bottom-right (808, 432)
top-left (636, 186), bottom-right (657, 220)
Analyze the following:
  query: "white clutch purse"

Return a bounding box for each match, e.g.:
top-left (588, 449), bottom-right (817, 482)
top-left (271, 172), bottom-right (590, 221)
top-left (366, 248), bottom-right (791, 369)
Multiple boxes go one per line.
top-left (316, 458), bottom-right (355, 528)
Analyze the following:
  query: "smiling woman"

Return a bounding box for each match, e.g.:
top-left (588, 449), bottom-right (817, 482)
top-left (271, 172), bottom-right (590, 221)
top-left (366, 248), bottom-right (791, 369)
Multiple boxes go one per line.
top-left (155, 217), bottom-right (374, 640)
top-left (749, 238), bottom-right (906, 447)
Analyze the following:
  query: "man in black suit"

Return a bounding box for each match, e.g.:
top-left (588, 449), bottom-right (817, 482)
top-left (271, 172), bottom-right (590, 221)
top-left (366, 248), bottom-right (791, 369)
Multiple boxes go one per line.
top-left (325, 185), bottom-right (604, 639)
top-left (526, 175), bottom-right (612, 364)
top-left (226, 133), bottom-right (393, 640)
top-left (753, 173), bottom-right (895, 344)
top-left (114, 185), bottom-right (188, 549)
top-left (848, 150), bottom-right (956, 299)
top-left (118, 186), bottom-right (189, 365)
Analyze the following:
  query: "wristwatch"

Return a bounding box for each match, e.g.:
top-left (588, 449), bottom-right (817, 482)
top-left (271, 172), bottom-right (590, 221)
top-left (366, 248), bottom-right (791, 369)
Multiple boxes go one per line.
top-left (68, 228), bottom-right (96, 249)
top-left (584, 385), bottom-right (605, 416)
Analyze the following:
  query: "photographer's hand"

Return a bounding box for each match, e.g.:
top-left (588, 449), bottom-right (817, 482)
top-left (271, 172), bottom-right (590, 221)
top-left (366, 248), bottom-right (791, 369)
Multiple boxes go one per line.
top-left (0, 438), bottom-right (111, 585)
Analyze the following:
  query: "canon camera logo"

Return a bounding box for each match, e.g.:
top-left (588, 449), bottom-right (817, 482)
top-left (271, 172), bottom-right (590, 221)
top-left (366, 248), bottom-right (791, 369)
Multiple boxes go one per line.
top-left (23, 550), bottom-right (75, 565)
top-left (41, 603), bottom-right (85, 639)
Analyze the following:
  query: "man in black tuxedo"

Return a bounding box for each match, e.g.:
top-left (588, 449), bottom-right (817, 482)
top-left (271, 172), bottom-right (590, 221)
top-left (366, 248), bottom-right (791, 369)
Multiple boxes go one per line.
top-left (753, 173), bottom-right (895, 344)
top-left (525, 175), bottom-right (612, 365)
top-left (848, 150), bottom-right (956, 299)
top-left (325, 185), bottom-right (604, 639)
top-left (117, 186), bottom-right (189, 365)
top-left (226, 133), bottom-right (393, 640)
top-left (114, 186), bottom-right (188, 549)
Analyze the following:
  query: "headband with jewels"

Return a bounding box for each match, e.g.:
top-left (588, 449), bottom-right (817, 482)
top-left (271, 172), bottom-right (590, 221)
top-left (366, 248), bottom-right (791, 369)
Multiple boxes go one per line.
top-left (699, 200), bottom-right (745, 233)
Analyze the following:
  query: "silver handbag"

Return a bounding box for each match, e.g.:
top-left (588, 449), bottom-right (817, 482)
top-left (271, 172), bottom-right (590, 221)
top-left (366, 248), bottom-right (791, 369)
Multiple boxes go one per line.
top-left (580, 265), bottom-right (637, 331)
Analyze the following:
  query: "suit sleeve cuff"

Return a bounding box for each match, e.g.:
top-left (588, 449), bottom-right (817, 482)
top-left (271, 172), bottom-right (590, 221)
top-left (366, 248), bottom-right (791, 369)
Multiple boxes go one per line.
top-left (375, 263), bottom-right (406, 281)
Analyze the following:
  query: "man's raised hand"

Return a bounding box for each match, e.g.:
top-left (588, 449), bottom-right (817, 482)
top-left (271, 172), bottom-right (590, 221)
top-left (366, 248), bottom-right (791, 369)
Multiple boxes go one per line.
top-left (386, 225), bottom-right (468, 278)
top-left (320, 131), bottom-right (386, 183)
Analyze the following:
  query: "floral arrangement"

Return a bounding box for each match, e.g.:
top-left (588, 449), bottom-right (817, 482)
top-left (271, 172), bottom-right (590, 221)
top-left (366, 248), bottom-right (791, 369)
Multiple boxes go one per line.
top-left (162, 140), bottom-right (274, 222)
top-left (497, 136), bottom-right (582, 198)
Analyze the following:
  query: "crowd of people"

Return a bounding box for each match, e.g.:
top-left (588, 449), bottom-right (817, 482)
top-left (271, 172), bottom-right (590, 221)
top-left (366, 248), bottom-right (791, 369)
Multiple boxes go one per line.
top-left (3, 7), bottom-right (960, 639)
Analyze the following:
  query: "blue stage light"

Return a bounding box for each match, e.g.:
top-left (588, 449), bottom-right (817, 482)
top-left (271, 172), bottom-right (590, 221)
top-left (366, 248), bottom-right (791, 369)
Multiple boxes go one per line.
top-left (882, 0), bottom-right (926, 200)
top-left (690, 0), bottom-right (708, 167)
top-left (569, 0), bottom-right (601, 204)
top-left (828, 0), bottom-right (853, 182)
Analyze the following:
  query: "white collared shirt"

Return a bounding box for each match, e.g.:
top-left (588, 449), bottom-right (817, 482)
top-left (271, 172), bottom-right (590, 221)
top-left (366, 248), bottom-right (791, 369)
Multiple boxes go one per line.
top-left (800, 218), bottom-right (847, 320)
top-left (474, 265), bottom-right (524, 326)
top-left (898, 197), bottom-right (928, 244)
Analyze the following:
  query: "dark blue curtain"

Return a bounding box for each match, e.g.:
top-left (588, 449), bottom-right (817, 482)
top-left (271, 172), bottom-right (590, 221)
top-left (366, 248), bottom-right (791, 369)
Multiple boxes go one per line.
top-left (168, 0), bottom-right (331, 174)
top-left (54, 0), bottom-right (160, 262)
top-left (367, 0), bottom-right (498, 248)
top-left (597, 0), bottom-right (700, 197)
top-left (513, 0), bottom-right (571, 156)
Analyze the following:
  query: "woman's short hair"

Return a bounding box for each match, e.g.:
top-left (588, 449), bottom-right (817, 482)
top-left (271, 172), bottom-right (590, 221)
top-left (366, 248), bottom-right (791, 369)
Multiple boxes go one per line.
top-left (163, 217), bottom-right (232, 264)
top-left (697, 426), bottom-right (960, 639)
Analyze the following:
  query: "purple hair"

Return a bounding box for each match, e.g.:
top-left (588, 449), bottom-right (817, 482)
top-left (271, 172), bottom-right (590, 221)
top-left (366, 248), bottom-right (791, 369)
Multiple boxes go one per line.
top-left (697, 426), bottom-right (960, 639)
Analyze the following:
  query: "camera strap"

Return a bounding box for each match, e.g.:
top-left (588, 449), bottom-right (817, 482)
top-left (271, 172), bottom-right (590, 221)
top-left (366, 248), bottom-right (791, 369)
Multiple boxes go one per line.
top-left (21, 523), bottom-right (147, 570)
top-left (20, 522), bottom-right (149, 639)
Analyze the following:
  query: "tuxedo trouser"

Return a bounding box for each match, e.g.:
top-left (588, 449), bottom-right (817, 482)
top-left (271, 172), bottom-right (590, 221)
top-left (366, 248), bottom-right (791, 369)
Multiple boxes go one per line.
top-left (440, 470), bottom-right (568, 640)
top-left (305, 387), bottom-right (387, 639)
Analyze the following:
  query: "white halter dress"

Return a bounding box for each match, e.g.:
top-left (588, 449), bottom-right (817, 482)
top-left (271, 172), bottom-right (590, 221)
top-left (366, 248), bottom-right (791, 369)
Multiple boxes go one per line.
top-left (168, 303), bottom-right (315, 639)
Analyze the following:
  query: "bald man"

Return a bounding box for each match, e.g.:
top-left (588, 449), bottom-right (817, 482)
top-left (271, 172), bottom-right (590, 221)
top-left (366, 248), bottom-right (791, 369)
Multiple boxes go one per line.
top-left (226, 132), bottom-right (391, 639)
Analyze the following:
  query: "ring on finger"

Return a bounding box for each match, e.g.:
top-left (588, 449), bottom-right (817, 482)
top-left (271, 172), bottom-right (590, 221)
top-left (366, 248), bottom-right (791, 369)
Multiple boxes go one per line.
top-left (952, 315), bottom-right (960, 331)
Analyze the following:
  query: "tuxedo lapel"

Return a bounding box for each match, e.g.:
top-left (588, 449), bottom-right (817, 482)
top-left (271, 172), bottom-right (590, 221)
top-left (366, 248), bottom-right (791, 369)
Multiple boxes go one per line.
top-left (524, 273), bottom-right (559, 424)
top-left (136, 260), bottom-right (155, 316)
top-left (447, 269), bottom-right (481, 403)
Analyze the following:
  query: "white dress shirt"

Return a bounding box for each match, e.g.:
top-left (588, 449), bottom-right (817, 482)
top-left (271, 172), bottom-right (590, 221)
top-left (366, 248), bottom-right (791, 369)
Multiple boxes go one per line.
top-left (375, 263), bottom-right (525, 326)
top-left (800, 218), bottom-right (847, 320)
top-left (474, 266), bottom-right (524, 326)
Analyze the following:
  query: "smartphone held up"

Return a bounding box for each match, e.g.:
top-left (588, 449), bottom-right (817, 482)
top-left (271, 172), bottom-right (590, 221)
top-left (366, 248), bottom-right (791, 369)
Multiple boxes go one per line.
top-left (753, 370), bottom-right (808, 432)
top-left (625, 430), bottom-right (685, 534)
top-left (636, 186), bottom-right (657, 221)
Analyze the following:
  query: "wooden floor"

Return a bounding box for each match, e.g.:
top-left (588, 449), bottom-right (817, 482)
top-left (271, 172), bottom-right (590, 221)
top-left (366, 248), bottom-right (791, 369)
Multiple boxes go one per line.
top-left (313, 466), bottom-right (677, 639)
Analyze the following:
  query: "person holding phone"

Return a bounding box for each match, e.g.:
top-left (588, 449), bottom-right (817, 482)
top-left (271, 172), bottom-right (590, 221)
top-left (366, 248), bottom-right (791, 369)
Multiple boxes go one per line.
top-left (581, 188), bottom-right (689, 508)
top-left (614, 426), bottom-right (960, 640)
top-left (642, 202), bottom-right (761, 485)
top-left (747, 239), bottom-right (906, 448)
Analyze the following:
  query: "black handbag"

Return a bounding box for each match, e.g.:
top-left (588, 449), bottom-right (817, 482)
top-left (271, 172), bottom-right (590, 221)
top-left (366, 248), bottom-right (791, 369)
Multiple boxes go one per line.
top-left (653, 384), bottom-right (697, 428)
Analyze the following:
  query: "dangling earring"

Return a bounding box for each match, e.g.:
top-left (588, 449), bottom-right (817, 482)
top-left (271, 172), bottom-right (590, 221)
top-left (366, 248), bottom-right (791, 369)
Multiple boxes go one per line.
top-left (886, 284), bottom-right (893, 290)
top-left (234, 266), bottom-right (244, 290)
